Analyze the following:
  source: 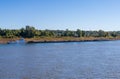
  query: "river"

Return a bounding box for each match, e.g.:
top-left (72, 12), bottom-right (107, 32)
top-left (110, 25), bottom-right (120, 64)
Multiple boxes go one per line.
top-left (0, 41), bottom-right (120, 79)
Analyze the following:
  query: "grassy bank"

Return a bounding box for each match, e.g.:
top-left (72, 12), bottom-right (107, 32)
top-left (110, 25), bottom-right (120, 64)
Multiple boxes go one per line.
top-left (0, 37), bottom-right (119, 44)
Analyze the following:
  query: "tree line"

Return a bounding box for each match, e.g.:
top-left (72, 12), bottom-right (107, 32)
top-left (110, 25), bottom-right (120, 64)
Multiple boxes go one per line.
top-left (0, 26), bottom-right (120, 38)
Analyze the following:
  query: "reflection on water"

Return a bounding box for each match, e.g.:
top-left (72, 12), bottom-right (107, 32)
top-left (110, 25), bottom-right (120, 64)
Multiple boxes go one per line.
top-left (1, 41), bottom-right (120, 79)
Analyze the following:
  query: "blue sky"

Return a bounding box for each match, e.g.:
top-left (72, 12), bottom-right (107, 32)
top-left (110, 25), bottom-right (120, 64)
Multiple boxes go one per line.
top-left (0, 0), bottom-right (120, 31)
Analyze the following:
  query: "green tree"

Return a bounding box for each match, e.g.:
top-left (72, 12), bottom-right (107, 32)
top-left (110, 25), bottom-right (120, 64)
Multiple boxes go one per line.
top-left (98, 30), bottom-right (106, 37)
top-left (76, 29), bottom-right (82, 37)
top-left (25, 26), bottom-right (36, 38)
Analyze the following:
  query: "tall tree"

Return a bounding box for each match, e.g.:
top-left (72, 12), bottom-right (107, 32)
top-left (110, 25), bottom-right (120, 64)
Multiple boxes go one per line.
top-left (76, 29), bottom-right (82, 37)
top-left (25, 26), bottom-right (36, 38)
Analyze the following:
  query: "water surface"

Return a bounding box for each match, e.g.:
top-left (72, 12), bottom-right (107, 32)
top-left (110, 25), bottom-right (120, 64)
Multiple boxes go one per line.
top-left (0, 41), bottom-right (120, 79)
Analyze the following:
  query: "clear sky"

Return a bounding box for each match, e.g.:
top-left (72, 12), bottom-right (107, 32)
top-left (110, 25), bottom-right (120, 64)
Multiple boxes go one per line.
top-left (0, 0), bottom-right (120, 31)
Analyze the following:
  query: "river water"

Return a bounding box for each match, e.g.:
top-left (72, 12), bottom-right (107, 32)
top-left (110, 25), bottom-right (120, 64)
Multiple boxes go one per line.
top-left (0, 41), bottom-right (120, 79)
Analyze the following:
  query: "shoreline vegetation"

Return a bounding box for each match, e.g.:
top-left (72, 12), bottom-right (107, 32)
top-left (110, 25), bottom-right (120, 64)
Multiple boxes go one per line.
top-left (0, 37), bottom-right (119, 44)
top-left (0, 26), bottom-right (120, 44)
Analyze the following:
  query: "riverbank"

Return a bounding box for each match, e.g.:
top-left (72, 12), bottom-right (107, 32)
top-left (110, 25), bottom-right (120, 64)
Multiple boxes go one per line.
top-left (0, 37), bottom-right (119, 44)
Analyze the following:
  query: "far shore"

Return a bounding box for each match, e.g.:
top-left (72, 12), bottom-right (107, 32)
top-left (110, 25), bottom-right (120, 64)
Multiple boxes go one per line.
top-left (0, 37), bottom-right (119, 44)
